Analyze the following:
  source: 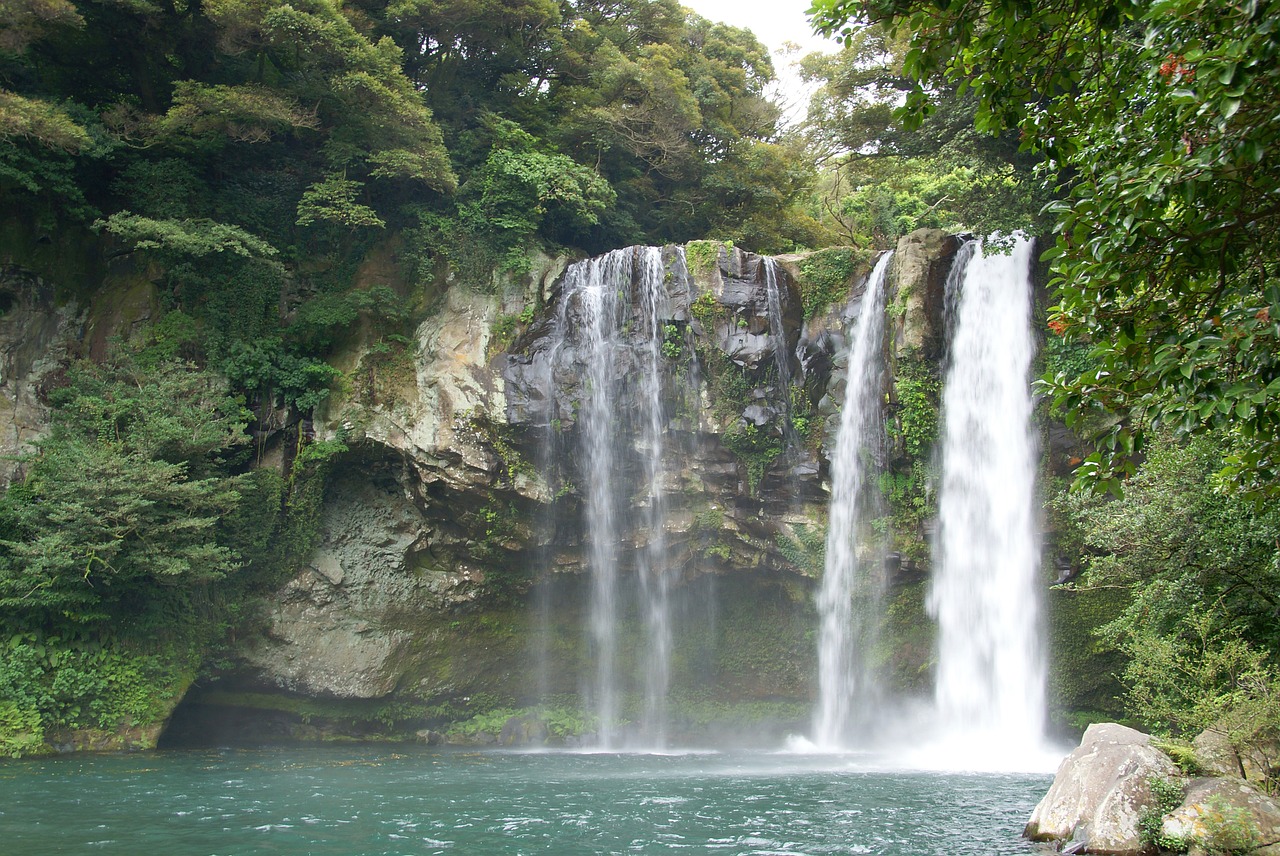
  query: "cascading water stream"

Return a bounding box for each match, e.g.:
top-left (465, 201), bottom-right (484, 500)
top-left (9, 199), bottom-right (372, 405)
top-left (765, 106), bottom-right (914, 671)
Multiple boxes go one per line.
top-left (763, 258), bottom-right (800, 456)
top-left (635, 247), bottom-right (672, 746)
top-left (929, 235), bottom-right (1046, 761)
top-left (554, 247), bottom-right (676, 749)
top-left (813, 251), bottom-right (892, 749)
top-left (571, 254), bottom-right (625, 748)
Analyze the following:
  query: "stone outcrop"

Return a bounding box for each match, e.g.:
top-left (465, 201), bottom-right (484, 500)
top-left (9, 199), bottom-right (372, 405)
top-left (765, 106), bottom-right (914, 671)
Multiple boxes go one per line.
top-left (1195, 728), bottom-right (1247, 779)
top-left (209, 241), bottom-right (889, 726)
top-left (241, 469), bottom-right (436, 699)
top-left (1162, 777), bottom-right (1280, 855)
top-left (888, 228), bottom-right (958, 360)
top-left (1028, 724), bottom-right (1280, 855)
top-left (0, 266), bottom-right (85, 485)
top-left (1025, 723), bottom-right (1181, 853)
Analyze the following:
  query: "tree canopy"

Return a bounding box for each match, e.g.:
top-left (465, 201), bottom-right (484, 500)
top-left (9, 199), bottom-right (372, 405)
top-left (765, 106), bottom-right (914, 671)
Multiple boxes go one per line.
top-left (797, 23), bottom-right (1047, 249)
top-left (809, 0), bottom-right (1280, 497)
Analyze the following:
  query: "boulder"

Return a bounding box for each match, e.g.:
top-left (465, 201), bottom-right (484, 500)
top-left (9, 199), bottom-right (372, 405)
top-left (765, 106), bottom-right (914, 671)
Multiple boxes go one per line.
top-left (1193, 726), bottom-right (1280, 788)
top-left (1162, 777), bottom-right (1280, 854)
top-left (1025, 722), bottom-right (1182, 853)
top-left (498, 714), bottom-right (550, 747)
top-left (1195, 728), bottom-right (1245, 779)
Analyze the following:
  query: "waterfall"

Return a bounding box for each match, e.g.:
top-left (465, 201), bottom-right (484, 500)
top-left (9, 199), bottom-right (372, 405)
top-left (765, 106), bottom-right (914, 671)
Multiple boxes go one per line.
top-left (763, 258), bottom-right (800, 455)
top-left (929, 236), bottom-right (1046, 756)
top-left (636, 247), bottom-right (671, 746)
top-left (570, 252), bottom-right (626, 747)
top-left (555, 247), bottom-right (675, 749)
top-left (813, 251), bottom-right (892, 749)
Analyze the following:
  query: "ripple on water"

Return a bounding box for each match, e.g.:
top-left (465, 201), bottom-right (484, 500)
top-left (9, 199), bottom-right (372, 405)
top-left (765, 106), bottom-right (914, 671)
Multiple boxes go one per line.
top-left (0, 747), bottom-right (1052, 855)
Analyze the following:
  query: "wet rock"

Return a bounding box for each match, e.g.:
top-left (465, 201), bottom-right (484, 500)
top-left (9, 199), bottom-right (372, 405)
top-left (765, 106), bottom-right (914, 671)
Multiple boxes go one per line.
top-left (239, 469), bottom-right (463, 699)
top-left (1025, 722), bottom-right (1182, 853)
top-left (499, 714), bottom-right (550, 747)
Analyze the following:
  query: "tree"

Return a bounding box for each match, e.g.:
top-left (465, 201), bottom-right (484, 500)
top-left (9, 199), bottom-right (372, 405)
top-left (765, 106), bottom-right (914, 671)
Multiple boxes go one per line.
top-left (796, 23), bottom-right (1048, 249)
top-left (808, 0), bottom-right (1280, 496)
top-left (0, 356), bottom-right (252, 625)
top-left (1060, 435), bottom-right (1280, 757)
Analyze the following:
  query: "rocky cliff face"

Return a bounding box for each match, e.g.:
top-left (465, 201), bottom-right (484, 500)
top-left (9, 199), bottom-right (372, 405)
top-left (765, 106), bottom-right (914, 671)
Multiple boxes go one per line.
top-left (0, 266), bottom-right (82, 486)
top-left (178, 234), bottom-right (961, 742)
top-left (0, 226), bottom-right (963, 744)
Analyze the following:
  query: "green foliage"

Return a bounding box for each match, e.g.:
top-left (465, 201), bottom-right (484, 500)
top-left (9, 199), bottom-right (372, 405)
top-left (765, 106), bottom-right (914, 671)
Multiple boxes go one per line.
top-left (875, 581), bottom-right (935, 693)
top-left (0, 699), bottom-right (44, 758)
top-left (490, 306), bottom-right (538, 357)
top-left (1060, 434), bottom-right (1280, 779)
top-left (1041, 331), bottom-right (1095, 389)
top-left (887, 357), bottom-right (939, 461)
top-left (444, 704), bottom-right (597, 741)
top-left (0, 357), bottom-right (251, 624)
top-left (296, 176), bottom-right (385, 230)
top-left (876, 355), bottom-right (941, 563)
top-left (461, 117), bottom-right (614, 242)
top-left (721, 421), bottom-right (783, 494)
top-left (0, 348), bottom-right (333, 756)
top-left (690, 291), bottom-right (720, 328)
top-left (798, 24), bottom-right (1046, 248)
top-left (1046, 586), bottom-right (1129, 729)
top-left (148, 82), bottom-right (319, 145)
top-left (223, 340), bottom-right (341, 413)
top-left (686, 241), bottom-right (729, 278)
top-left (661, 324), bottom-right (683, 360)
top-left (98, 212), bottom-right (279, 260)
top-left (776, 523), bottom-right (826, 577)
top-left (1197, 795), bottom-right (1264, 855)
top-left (1154, 739), bottom-right (1204, 777)
top-left (798, 248), bottom-right (866, 317)
top-left (665, 693), bottom-right (810, 730)
top-left (0, 89), bottom-right (92, 151)
top-left (0, 631), bottom-right (197, 755)
top-left (1139, 776), bottom-right (1188, 853)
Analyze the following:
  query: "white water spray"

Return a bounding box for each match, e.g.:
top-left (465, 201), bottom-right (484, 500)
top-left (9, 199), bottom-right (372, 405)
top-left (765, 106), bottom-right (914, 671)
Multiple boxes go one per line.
top-left (929, 236), bottom-right (1046, 760)
top-left (636, 247), bottom-right (672, 745)
top-left (813, 251), bottom-right (892, 749)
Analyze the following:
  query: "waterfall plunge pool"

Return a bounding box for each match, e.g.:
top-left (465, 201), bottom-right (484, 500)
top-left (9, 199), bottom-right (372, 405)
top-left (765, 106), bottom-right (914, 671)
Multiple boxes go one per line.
top-left (1, 746), bottom-right (1053, 855)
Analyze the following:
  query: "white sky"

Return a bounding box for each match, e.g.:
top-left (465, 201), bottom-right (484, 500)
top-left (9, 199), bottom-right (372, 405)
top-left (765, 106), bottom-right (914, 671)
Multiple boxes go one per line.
top-left (681, 0), bottom-right (833, 56)
top-left (680, 0), bottom-right (840, 122)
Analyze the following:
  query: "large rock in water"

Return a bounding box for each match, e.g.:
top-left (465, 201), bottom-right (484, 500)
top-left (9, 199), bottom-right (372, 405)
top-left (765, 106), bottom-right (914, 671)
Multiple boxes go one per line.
top-left (1025, 723), bottom-right (1181, 853)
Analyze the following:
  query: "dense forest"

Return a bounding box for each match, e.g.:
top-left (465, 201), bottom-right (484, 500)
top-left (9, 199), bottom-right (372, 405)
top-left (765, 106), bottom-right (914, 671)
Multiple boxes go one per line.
top-left (1, 0), bottom-right (1278, 783)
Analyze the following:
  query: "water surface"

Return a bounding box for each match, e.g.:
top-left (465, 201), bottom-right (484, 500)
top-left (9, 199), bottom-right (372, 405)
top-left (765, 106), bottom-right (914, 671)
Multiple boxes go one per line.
top-left (0, 747), bottom-right (1050, 855)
